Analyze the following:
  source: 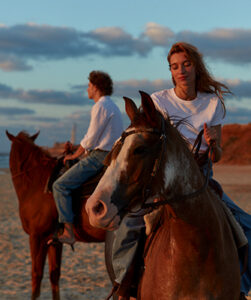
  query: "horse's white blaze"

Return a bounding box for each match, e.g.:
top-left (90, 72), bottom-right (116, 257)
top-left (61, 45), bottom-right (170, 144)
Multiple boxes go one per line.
top-left (86, 130), bottom-right (137, 228)
top-left (94, 131), bottom-right (136, 197)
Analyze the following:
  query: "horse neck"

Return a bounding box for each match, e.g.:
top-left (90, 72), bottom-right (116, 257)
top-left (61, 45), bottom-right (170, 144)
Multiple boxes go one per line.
top-left (158, 128), bottom-right (207, 217)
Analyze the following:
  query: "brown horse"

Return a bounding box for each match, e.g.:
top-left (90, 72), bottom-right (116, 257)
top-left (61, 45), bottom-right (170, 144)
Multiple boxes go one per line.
top-left (6, 131), bottom-right (106, 300)
top-left (86, 91), bottom-right (241, 299)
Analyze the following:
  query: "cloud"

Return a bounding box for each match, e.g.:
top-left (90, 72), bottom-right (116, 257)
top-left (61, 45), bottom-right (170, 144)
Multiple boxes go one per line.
top-left (0, 82), bottom-right (90, 106)
top-left (89, 26), bottom-right (152, 56)
top-left (143, 22), bottom-right (174, 46)
top-left (21, 115), bottom-right (59, 122)
top-left (0, 23), bottom-right (153, 71)
top-left (174, 28), bottom-right (251, 64)
top-left (1, 23), bottom-right (251, 71)
top-left (18, 89), bottom-right (88, 105)
top-left (0, 107), bottom-right (34, 115)
top-left (114, 79), bottom-right (173, 99)
top-left (224, 106), bottom-right (251, 124)
top-left (224, 79), bottom-right (251, 98)
top-left (2, 76), bottom-right (251, 108)
top-left (0, 54), bottom-right (32, 71)
top-left (71, 79), bottom-right (173, 103)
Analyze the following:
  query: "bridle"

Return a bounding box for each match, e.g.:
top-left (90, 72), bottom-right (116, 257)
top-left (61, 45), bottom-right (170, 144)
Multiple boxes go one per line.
top-left (113, 116), bottom-right (213, 219)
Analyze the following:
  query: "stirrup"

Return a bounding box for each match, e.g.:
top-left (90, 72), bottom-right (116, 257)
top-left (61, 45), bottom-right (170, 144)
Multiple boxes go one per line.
top-left (47, 236), bottom-right (75, 251)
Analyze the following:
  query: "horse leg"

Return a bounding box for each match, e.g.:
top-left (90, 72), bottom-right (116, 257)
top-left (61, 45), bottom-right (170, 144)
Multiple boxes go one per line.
top-left (47, 242), bottom-right (63, 300)
top-left (29, 235), bottom-right (48, 300)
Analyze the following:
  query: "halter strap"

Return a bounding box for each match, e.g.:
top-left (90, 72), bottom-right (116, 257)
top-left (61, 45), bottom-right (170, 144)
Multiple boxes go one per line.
top-left (115, 117), bottom-right (167, 218)
top-left (116, 120), bottom-right (214, 217)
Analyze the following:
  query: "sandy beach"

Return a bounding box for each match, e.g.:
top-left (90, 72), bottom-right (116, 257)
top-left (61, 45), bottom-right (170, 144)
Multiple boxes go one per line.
top-left (0, 165), bottom-right (251, 299)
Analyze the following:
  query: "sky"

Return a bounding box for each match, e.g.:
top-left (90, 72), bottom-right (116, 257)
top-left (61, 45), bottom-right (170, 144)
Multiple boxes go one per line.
top-left (1, 0), bottom-right (251, 152)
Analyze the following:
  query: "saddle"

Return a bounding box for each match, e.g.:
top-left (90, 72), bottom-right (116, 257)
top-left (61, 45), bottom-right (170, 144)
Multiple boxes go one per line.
top-left (44, 157), bottom-right (79, 193)
top-left (44, 141), bottom-right (79, 193)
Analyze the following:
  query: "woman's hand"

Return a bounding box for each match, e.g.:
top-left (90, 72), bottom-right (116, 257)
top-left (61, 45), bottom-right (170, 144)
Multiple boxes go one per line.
top-left (203, 123), bottom-right (222, 162)
top-left (203, 123), bottom-right (218, 145)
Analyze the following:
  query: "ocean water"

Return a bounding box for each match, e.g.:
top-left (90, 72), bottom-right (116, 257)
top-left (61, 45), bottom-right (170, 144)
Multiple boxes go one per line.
top-left (0, 153), bottom-right (9, 169)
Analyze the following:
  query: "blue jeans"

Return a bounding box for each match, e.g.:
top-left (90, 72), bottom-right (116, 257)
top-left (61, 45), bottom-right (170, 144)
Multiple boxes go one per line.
top-left (53, 150), bottom-right (108, 223)
top-left (112, 214), bottom-right (145, 284)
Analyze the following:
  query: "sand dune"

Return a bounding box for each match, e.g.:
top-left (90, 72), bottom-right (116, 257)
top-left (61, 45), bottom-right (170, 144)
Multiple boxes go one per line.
top-left (0, 166), bottom-right (250, 299)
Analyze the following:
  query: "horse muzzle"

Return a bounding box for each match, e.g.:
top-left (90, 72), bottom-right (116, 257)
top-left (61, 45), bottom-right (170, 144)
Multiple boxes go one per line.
top-left (85, 194), bottom-right (120, 231)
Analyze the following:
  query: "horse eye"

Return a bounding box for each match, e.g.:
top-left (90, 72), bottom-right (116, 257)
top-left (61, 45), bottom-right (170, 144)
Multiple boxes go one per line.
top-left (133, 146), bottom-right (147, 155)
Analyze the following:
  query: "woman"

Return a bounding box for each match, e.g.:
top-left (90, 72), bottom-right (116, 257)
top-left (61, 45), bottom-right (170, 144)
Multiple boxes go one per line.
top-left (151, 42), bottom-right (251, 300)
top-left (113, 42), bottom-right (251, 300)
top-left (152, 42), bottom-right (226, 163)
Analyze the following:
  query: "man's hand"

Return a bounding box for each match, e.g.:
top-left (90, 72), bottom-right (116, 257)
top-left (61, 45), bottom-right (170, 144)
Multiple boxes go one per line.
top-left (63, 154), bottom-right (75, 165)
top-left (63, 145), bottom-right (86, 165)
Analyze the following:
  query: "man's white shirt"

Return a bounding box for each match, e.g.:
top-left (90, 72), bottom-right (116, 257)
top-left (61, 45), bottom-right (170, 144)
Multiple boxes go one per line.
top-left (80, 96), bottom-right (124, 152)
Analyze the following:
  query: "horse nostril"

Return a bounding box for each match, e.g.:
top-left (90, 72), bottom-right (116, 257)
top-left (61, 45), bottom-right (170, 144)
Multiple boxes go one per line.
top-left (93, 201), bottom-right (105, 216)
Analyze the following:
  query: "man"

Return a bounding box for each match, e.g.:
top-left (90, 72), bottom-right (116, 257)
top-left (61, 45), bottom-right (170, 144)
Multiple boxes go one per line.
top-left (53, 70), bottom-right (124, 245)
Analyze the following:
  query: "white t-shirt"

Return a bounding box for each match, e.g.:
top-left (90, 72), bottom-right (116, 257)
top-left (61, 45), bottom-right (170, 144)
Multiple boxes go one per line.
top-left (151, 88), bottom-right (224, 152)
top-left (80, 96), bottom-right (124, 151)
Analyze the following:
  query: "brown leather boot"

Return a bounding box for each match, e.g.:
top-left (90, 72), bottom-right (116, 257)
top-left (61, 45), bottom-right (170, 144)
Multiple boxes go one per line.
top-left (58, 223), bottom-right (75, 245)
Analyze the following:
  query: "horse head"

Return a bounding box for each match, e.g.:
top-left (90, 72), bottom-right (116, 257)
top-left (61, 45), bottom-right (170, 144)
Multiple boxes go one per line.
top-left (6, 130), bottom-right (40, 142)
top-left (6, 130), bottom-right (49, 177)
top-left (86, 91), bottom-right (195, 230)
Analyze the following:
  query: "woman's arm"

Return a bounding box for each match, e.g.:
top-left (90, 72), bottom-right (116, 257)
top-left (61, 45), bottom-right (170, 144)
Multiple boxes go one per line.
top-left (203, 123), bottom-right (222, 162)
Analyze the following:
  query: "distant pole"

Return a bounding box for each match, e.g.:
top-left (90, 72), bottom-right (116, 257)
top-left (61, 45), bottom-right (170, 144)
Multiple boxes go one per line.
top-left (71, 123), bottom-right (76, 145)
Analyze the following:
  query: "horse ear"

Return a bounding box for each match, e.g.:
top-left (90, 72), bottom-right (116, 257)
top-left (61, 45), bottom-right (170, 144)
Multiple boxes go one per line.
top-left (6, 130), bottom-right (15, 141)
top-left (139, 91), bottom-right (158, 127)
top-left (123, 96), bottom-right (138, 122)
top-left (31, 131), bottom-right (40, 141)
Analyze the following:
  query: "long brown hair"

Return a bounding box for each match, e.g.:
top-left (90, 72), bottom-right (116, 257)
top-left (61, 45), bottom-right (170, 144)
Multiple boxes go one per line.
top-left (167, 42), bottom-right (230, 115)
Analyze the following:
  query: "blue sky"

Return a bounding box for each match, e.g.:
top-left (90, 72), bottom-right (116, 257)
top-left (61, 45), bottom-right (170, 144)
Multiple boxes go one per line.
top-left (1, 0), bottom-right (251, 152)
